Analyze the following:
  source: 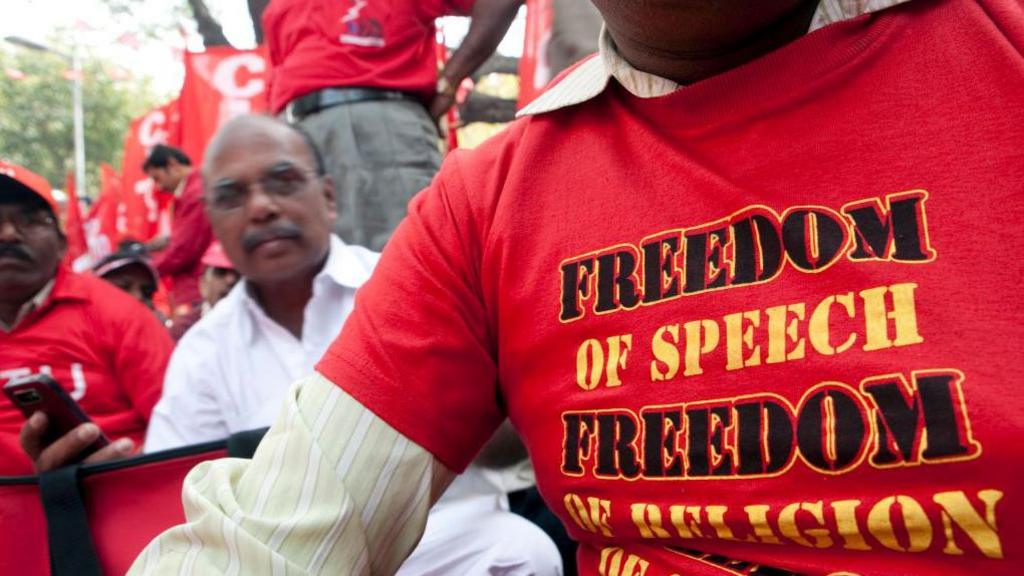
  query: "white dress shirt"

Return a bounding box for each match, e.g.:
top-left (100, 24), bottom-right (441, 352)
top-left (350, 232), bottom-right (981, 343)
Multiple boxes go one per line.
top-left (145, 235), bottom-right (378, 452)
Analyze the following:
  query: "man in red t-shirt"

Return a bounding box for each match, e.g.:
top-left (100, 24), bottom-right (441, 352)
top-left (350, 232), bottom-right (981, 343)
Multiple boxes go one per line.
top-left (262, 0), bottom-right (522, 251)
top-left (0, 160), bottom-right (173, 475)
top-left (133, 1), bottom-right (1024, 575)
top-left (144, 144), bottom-right (212, 338)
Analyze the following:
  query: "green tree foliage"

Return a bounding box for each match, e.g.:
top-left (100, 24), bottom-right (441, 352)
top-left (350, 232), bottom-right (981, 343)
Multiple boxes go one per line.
top-left (0, 48), bottom-right (159, 196)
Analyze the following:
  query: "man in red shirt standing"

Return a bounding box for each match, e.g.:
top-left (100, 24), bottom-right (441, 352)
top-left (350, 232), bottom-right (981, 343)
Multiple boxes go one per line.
top-left (143, 144), bottom-right (212, 338)
top-left (262, 0), bottom-right (522, 251)
top-left (0, 160), bottom-right (173, 475)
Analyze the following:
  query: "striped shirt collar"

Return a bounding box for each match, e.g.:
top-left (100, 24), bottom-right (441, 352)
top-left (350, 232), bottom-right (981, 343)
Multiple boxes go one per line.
top-left (519, 0), bottom-right (911, 117)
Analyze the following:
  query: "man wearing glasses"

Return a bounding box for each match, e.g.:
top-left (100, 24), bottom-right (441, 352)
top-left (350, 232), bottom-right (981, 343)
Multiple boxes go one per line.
top-left (0, 160), bottom-right (173, 475)
top-left (144, 115), bottom-right (561, 575)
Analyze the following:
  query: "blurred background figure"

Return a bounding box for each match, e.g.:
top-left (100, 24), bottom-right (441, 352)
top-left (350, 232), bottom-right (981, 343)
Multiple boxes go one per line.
top-left (142, 145), bottom-right (212, 339)
top-left (264, 0), bottom-right (523, 251)
top-left (92, 240), bottom-right (160, 313)
top-left (548, 0), bottom-right (602, 76)
top-left (197, 241), bottom-right (238, 313)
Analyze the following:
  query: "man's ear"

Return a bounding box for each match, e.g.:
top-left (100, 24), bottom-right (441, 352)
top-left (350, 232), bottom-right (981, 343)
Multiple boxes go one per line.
top-left (321, 174), bottom-right (339, 223)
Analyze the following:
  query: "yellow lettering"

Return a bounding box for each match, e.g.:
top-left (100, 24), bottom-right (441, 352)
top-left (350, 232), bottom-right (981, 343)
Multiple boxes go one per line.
top-left (631, 503), bottom-right (672, 539)
top-left (605, 334), bottom-right (633, 388)
top-left (650, 325), bottom-right (680, 382)
top-left (576, 339), bottom-right (604, 391)
top-left (766, 303), bottom-right (806, 364)
top-left (934, 490), bottom-right (1004, 559)
top-left (743, 505), bottom-right (781, 545)
top-left (725, 311), bottom-right (761, 370)
top-left (830, 499), bottom-right (871, 551)
top-left (809, 293), bottom-right (857, 355)
top-left (682, 319), bottom-right (719, 376)
top-left (778, 501), bottom-right (833, 548)
top-left (706, 505), bottom-right (739, 540)
top-left (669, 505), bottom-right (705, 539)
top-left (861, 284), bottom-right (924, 352)
top-left (564, 494), bottom-right (613, 537)
top-left (867, 495), bottom-right (932, 553)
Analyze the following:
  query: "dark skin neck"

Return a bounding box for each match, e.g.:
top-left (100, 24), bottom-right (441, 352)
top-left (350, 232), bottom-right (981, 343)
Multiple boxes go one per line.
top-left (0, 278), bottom-right (51, 326)
top-left (0, 299), bottom-right (23, 326)
top-left (248, 254), bottom-right (327, 339)
top-left (609, 0), bottom-right (820, 86)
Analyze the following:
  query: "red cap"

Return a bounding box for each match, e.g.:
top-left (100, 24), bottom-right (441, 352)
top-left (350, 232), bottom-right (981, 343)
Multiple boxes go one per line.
top-left (201, 241), bottom-right (234, 270)
top-left (0, 159), bottom-right (59, 215)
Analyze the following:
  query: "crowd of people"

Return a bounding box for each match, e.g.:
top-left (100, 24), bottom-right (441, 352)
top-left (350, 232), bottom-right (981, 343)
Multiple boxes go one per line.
top-left (3, 0), bottom-right (1023, 575)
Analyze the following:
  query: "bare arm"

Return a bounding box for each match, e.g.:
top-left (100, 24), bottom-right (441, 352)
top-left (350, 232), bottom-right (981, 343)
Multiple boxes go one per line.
top-left (430, 0), bottom-right (524, 119)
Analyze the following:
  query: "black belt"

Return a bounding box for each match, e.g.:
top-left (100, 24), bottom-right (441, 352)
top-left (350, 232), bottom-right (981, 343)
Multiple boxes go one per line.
top-left (284, 87), bottom-right (419, 121)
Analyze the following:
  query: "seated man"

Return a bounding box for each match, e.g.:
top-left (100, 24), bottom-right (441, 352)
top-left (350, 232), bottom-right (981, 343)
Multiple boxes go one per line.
top-left (0, 160), bottom-right (173, 475)
top-left (145, 115), bottom-right (560, 575)
top-left (133, 0), bottom-right (1024, 574)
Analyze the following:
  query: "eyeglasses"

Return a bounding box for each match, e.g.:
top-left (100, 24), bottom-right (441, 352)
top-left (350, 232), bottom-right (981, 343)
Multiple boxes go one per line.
top-left (0, 209), bottom-right (56, 233)
top-left (208, 163), bottom-right (321, 212)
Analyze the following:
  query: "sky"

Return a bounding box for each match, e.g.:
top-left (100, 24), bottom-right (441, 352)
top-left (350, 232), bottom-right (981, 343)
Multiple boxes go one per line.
top-left (1, 0), bottom-right (526, 98)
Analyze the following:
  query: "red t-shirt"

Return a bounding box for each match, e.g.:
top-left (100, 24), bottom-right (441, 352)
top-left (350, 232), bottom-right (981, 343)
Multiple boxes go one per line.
top-left (262, 0), bottom-right (475, 113)
top-left (0, 268), bottom-right (173, 476)
top-left (319, 1), bottom-right (1024, 574)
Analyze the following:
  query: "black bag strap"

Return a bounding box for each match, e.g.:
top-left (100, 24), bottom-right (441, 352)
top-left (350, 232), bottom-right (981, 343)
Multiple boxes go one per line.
top-left (226, 427), bottom-right (268, 459)
top-left (38, 465), bottom-right (101, 576)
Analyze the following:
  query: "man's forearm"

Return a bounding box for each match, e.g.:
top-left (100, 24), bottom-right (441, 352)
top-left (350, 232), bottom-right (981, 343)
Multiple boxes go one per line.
top-left (129, 373), bottom-right (454, 575)
top-left (440, 0), bottom-right (523, 86)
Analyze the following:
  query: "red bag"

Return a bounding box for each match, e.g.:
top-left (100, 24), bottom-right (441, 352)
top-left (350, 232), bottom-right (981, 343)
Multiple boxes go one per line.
top-left (0, 428), bottom-right (266, 576)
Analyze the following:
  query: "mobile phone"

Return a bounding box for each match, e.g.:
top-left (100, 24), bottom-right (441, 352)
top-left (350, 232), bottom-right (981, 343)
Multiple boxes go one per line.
top-left (3, 373), bottom-right (110, 460)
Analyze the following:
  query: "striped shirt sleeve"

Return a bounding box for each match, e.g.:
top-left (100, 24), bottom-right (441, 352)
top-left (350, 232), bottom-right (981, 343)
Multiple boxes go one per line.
top-left (129, 371), bottom-right (453, 576)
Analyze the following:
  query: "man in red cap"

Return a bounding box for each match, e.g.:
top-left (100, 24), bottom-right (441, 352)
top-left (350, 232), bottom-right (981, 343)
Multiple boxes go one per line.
top-left (0, 159), bottom-right (173, 475)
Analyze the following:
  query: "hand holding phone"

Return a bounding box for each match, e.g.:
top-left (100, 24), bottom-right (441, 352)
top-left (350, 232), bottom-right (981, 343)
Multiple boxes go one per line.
top-left (4, 373), bottom-right (114, 470)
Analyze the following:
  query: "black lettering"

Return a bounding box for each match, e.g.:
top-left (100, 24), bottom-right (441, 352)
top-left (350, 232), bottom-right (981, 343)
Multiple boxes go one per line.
top-left (844, 193), bottom-right (932, 261)
top-left (595, 251), bottom-right (641, 313)
top-left (596, 413), bottom-right (641, 478)
top-left (641, 236), bottom-right (682, 303)
top-left (735, 400), bottom-right (795, 475)
top-left (731, 213), bottom-right (783, 285)
top-left (782, 209), bottom-right (847, 271)
top-left (641, 409), bottom-right (685, 477)
top-left (683, 225), bottom-right (730, 293)
top-left (918, 373), bottom-right (975, 460)
top-left (797, 387), bottom-right (868, 472)
top-left (559, 258), bottom-right (594, 321)
top-left (562, 413), bottom-right (595, 474)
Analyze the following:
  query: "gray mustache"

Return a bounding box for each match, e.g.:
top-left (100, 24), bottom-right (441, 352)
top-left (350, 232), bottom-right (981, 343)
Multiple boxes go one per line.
top-left (241, 224), bottom-right (302, 253)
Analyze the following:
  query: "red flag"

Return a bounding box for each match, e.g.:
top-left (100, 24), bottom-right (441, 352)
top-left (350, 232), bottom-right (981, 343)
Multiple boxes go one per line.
top-left (120, 100), bottom-right (181, 241)
top-left (178, 46), bottom-right (270, 166)
top-left (63, 173), bottom-right (90, 270)
top-left (518, 0), bottom-right (554, 109)
top-left (84, 164), bottom-right (125, 261)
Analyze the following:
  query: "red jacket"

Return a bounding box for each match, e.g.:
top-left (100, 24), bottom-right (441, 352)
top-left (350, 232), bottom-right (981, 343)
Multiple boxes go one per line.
top-left (154, 170), bottom-right (212, 310)
top-left (0, 267), bottom-right (174, 476)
